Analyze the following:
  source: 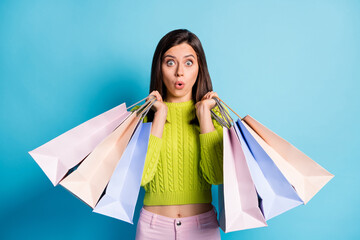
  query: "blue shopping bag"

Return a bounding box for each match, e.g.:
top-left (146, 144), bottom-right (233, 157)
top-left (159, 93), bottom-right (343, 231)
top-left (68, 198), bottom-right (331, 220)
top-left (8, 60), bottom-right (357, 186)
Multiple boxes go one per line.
top-left (235, 119), bottom-right (303, 220)
top-left (93, 121), bottom-right (152, 224)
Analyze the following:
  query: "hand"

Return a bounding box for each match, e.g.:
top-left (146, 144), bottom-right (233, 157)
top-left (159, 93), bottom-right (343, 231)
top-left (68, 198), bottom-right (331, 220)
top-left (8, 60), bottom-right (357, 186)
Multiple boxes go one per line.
top-left (195, 91), bottom-right (219, 119)
top-left (146, 90), bottom-right (168, 114)
top-left (147, 91), bottom-right (167, 138)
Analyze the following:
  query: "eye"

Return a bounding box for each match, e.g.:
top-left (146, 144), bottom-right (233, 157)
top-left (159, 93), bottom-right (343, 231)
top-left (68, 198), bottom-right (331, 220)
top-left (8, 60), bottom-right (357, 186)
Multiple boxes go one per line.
top-left (166, 60), bottom-right (175, 66)
top-left (185, 60), bottom-right (193, 66)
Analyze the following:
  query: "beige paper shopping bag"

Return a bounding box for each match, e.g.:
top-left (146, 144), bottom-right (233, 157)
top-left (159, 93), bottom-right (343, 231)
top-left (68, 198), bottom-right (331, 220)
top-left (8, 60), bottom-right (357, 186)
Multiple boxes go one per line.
top-left (60, 97), bottom-right (155, 208)
top-left (243, 115), bottom-right (334, 204)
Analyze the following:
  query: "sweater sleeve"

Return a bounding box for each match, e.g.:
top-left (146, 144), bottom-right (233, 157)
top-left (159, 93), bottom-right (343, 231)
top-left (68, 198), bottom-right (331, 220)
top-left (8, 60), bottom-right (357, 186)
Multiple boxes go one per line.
top-left (199, 105), bottom-right (224, 185)
top-left (130, 105), bottom-right (162, 186)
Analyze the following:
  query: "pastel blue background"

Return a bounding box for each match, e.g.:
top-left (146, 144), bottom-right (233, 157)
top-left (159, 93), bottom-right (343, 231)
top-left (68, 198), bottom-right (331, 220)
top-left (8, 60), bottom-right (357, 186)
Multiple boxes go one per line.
top-left (0, 0), bottom-right (358, 239)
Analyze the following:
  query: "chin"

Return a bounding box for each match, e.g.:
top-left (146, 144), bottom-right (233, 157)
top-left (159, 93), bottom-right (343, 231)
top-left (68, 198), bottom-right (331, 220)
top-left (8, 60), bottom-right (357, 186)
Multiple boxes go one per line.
top-left (166, 84), bottom-right (192, 97)
top-left (175, 90), bottom-right (190, 97)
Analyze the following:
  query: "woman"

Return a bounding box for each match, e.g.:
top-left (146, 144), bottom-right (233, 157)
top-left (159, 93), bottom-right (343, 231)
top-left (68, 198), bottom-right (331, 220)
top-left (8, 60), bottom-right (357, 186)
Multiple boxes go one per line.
top-left (131, 29), bottom-right (223, 240)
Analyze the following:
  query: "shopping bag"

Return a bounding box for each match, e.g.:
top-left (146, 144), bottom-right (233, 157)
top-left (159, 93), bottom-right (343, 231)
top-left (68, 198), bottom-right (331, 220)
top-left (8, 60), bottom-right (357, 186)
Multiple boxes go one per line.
top-left (242, 115), bottom-right (334, 204)
top-left (60, 98), bottom-right (155, 208)
top-left (93, 121), bottom-right (151, 224)
top-left (28, 103), bottom-right (130, 186)
top-left (235, 119), bottom-right (303, 220)
top-left (218, 126), bottom-right (267, 233)
top-left (213, 97), bottom-right (303, 221)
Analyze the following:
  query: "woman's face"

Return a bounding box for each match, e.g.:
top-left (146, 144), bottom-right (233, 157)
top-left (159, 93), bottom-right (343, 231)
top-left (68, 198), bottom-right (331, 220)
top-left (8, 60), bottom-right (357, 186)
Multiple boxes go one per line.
top-left (161, 42), bottom-right (199, 102)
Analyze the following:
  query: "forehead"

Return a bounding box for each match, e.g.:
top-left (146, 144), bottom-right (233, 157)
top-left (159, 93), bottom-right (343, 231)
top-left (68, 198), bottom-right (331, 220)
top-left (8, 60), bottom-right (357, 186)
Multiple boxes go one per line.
top-left (163, 43), bottom-right (197, 58)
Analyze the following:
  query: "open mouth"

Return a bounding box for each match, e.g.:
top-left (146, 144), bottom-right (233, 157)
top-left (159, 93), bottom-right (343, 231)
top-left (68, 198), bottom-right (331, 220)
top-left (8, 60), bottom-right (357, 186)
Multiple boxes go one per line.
top-left (175, 81), bottom-right (185, 89)
top-left (175, 81), bottom-right (184, 86)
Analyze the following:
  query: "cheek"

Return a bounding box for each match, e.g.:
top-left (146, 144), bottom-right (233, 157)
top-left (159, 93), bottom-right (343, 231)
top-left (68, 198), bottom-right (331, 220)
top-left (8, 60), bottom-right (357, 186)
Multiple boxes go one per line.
top-left (162, 77), bottom-right (172, 91)
top-left (188, 66), bottom-right (199, 83)
top-left (162, 66), bottom-right (173, 84)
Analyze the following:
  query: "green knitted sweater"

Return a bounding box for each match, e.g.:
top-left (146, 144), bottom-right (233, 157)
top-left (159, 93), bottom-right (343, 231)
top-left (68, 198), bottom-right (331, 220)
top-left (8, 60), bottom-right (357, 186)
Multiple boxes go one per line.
top-left (131, 99), bottom-right (223, 206)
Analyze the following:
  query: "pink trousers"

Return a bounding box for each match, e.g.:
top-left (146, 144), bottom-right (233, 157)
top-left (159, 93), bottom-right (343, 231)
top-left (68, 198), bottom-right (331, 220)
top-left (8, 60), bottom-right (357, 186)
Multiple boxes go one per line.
top-left (135, 206), bottom-right (221, 240)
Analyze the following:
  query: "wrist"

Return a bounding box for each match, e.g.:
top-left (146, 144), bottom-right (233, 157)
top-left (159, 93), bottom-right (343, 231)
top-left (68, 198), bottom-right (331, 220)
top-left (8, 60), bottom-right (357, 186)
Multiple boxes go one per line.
top-left (154, 108), bottom-right (167, 121)
top-left (196, 105), bottom-right (211, 120)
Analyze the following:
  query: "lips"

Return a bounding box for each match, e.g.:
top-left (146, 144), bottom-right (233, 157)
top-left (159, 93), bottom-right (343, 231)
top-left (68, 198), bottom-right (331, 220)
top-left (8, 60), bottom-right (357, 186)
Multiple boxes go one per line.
top-left (175, 81), bottom-right (185, 90)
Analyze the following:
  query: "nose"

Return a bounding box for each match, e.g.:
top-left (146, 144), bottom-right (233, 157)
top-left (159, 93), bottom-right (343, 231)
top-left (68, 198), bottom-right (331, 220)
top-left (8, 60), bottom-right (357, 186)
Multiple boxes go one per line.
top-left (175, 64), bottom-right (184, 77)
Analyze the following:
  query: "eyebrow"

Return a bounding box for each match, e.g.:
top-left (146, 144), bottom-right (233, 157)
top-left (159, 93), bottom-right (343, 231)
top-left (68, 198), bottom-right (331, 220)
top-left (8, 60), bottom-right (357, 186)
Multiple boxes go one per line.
top-left (163, 54), bottom-right (196, 59)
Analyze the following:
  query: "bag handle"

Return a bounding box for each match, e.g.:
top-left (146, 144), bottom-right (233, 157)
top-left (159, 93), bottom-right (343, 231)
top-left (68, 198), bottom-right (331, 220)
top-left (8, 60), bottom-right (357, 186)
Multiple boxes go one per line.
top-left (210, 98), bottom-right (233, 128)
top-left (210, 97), bottom-right (243, 128)
top-left (216, 97), bottom-right (243, 120)
top-left (127, 95), bottom-right (157, 121)
top-left (139, 97), bottom-right (156, 120)
top-left (126, 95), bottom-right (155, 111)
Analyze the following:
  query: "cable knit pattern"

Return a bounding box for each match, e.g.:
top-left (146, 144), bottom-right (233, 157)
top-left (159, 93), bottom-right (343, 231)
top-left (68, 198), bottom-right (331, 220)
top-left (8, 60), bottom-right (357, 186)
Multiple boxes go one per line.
top-left (166, 123), bottom-right (174, 192)
top-left (157, 151), bottom-right (165, 193)
top-left (176, 109), bottom-right (184, 192)
top-left (130, 100), bottom-right (223, 205)
top-left (188, 125), bottom-right (194, 190)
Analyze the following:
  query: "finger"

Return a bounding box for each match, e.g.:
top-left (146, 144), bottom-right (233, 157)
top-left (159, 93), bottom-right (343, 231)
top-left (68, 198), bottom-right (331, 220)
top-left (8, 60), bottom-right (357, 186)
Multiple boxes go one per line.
top-left (207, 93), bottom-right (217, 106)
top-left (150, 91), bottom-right (160, 101)
top-left (148, 91), bottom-right (157, 99)
top-left (208, 91), bottom-right (215, 99)
top-left (147, 95), bottom-right (155, 101)
top-left (209, 92), bottom-right (218, 100)
top-left (206, 93), bottom-right (213, 99)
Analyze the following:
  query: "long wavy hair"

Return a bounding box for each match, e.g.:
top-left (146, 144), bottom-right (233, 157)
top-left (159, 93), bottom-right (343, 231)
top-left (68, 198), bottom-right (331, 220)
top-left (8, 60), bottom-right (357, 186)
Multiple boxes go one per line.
top-left (147, 29), bottom-right (213, 123)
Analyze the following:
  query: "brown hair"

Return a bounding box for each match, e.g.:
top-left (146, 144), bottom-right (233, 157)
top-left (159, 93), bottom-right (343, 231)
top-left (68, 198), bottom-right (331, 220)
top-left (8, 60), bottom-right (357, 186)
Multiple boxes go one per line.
top-left (147, 29), bottom-right (213, 122)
